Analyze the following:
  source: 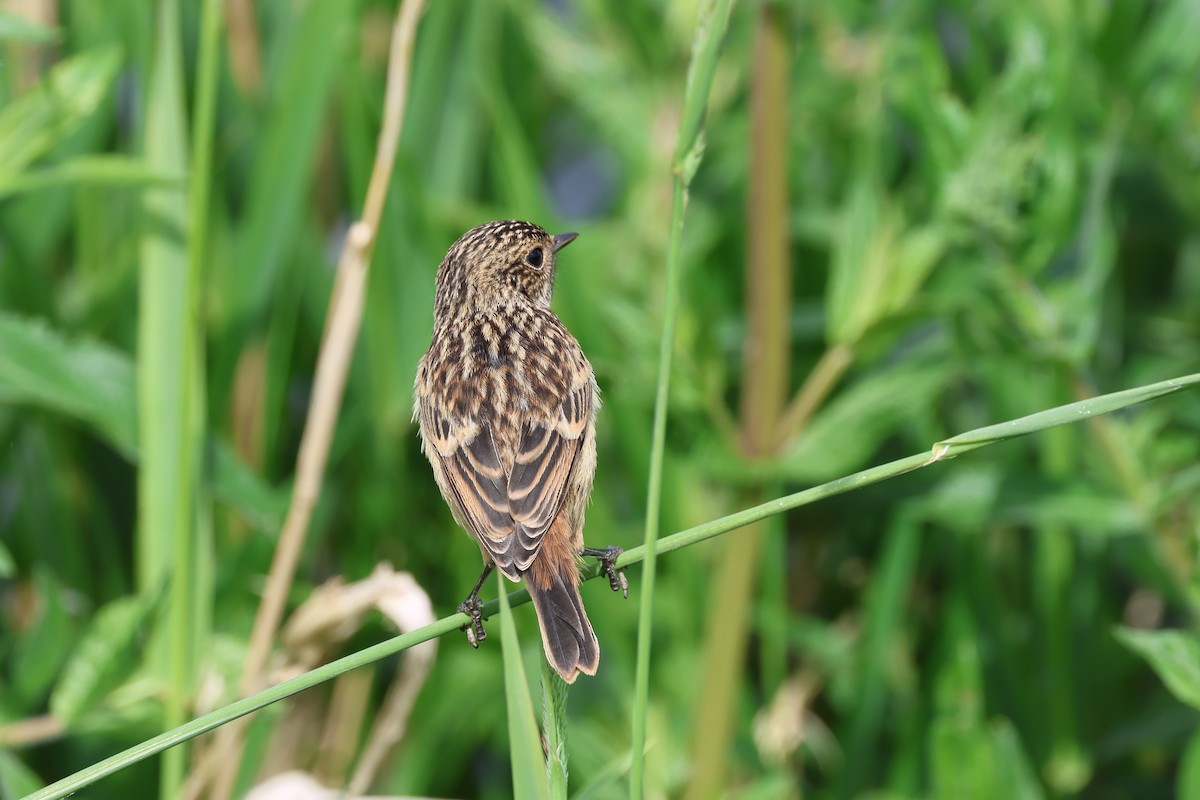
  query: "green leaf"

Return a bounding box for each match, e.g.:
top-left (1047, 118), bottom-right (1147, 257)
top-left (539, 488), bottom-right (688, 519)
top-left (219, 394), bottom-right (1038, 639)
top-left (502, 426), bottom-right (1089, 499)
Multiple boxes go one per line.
top-left (0, 312), bottom-right (137, 456)
top-left (1115, 628), bottom-right (1200, 710)
top-left (987, 721), bottom-right (1049, 800)
top-left (0, 155), bottom-right (182, 201)
top-left (826, 177), bottom-right (885, 345)
top-left (497, 576), bottom-right (552, 800)
top-left (0, 313), bottom-right (285, 532)
top-left (0, 47), bottom-right (120, 176)
top-left (49, 593), bottom-right (156, 724)
top-left (827, 193), bottom-right (946, 347)
top-left (931, 717), bottom-right (1044, 800)
top-left (8, 570), bottom-right (78, 704)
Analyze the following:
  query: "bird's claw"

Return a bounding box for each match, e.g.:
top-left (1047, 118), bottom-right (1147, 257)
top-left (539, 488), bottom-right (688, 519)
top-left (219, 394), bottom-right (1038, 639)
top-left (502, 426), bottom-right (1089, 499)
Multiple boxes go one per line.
top-left (458, 595), bottom-right (487, 648)
top-left (583, 545), bottom-right (628, 599)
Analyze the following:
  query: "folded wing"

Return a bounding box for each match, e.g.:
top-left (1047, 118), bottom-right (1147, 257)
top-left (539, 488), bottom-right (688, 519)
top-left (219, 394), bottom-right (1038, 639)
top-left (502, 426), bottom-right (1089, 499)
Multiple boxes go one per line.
top-left (422, 382), bottom-right (592, 580)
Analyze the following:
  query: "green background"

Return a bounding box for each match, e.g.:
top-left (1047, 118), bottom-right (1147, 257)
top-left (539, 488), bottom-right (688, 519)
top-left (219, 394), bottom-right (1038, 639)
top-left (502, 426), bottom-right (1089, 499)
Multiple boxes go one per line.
top-left (2, 0), bottom-right (1200, 798)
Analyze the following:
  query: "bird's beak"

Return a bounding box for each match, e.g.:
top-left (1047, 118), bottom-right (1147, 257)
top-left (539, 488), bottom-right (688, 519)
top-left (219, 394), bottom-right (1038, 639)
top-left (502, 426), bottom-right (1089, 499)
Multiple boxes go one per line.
top-left (551, 231), bottom-right (579, 253)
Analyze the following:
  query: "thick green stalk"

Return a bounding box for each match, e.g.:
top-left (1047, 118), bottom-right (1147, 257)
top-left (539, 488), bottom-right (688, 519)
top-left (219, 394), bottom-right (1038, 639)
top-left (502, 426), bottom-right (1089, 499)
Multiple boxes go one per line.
top-left (139, 0), bottom-right (208, 795)
top-left (23, 373), bottom-right (1200, 800)
top-left (630, 1), bottom-right (735, 797)
top-left (630, 174), bottom-right (684, 798)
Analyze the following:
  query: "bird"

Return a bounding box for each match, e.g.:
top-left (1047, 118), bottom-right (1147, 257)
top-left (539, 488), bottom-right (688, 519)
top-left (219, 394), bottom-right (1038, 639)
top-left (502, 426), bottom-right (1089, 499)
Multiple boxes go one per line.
top-left (413, 220), bottom-right (626, 683)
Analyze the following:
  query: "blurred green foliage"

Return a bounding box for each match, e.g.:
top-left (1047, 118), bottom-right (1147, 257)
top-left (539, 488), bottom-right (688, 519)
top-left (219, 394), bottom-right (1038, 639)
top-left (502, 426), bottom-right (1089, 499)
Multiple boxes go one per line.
top-left (2, 0), bottom-right (1200, 798)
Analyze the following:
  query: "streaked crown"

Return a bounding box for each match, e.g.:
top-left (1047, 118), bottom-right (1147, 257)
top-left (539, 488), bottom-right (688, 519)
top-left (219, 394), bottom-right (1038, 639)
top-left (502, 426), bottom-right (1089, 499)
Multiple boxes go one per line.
top-left (433, 220), bottom-right (578, 318)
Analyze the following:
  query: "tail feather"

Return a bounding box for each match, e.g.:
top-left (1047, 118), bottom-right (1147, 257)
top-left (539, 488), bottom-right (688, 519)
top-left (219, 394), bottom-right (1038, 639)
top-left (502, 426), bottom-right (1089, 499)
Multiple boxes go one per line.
top-left (527, 572), bottom-right (599, 683)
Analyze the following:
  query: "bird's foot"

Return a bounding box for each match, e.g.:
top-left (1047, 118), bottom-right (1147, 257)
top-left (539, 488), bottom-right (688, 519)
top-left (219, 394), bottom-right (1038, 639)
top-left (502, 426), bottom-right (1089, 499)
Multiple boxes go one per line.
top-left (457, 594), bottom-right (488, 648)
top-left (458, 562), bottom-right (495, 648)
top-left (582, 546), bottom-right (628, 598)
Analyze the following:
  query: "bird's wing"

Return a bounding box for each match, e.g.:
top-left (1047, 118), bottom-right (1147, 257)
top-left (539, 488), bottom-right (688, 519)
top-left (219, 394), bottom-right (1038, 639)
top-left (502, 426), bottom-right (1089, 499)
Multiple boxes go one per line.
top-left (503, 381), bottom-right (591, 572)
top-left (421, 381), bottom-right (592, 580)
top-left (421, 405), bottom-right (514, 546)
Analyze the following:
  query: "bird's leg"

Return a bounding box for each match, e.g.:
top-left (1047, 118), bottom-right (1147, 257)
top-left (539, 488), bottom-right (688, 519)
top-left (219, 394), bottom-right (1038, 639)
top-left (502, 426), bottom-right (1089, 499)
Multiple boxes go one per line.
top-left (581, 546), bottom-right (628, 598)
top-left (457, 562), bottom-right (494, 648)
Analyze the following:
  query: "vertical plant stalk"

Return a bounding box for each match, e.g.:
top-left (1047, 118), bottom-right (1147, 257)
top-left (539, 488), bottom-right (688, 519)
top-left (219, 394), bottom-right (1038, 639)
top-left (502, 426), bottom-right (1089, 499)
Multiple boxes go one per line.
top-left (737, 3), bottom-right (791, 465)
top-left (686, 6), bottom-right (790, 798)
top-left (199, 3), bottom-right (428, 800)
top-left (139, 0), bottom-right (208, 795)
top-left (630, 0), bottom-right (734, 797)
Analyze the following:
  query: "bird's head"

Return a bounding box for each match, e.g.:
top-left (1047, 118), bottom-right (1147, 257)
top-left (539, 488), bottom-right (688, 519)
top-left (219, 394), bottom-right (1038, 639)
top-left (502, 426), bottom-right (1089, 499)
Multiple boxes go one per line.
top-left (434, 220), bottom-right (578, 316)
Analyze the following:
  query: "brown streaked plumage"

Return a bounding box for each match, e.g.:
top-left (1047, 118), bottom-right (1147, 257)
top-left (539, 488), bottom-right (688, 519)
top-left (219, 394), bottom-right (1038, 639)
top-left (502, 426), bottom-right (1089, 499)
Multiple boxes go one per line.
top-left (414, 220), bottom-right (622, 683)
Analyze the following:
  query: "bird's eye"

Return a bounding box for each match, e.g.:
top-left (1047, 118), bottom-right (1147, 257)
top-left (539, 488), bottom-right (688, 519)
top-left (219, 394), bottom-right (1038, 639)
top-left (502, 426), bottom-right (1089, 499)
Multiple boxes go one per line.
top-left (525, 247), bottom-right (544, 269)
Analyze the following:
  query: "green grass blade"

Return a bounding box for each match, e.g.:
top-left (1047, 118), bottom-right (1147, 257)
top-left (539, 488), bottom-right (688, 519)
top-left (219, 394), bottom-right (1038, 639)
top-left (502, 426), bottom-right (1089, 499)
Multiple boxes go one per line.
top-left (0, 312), bottom-right (138, 456)
top-left (838, 508), bottom-right (923, 795)
top-left (932, 373), bottom-right (1200, 459)
top-left (0, 312), bottom-right (286, 532)
top-left (1115, 628), bottom-right (1200, 710)
top-left (496, 579), bottom-right (552, 800)
top-left (48, 593), bottom-right (157, 724)
top-left (0, 155), bottom-right (180, 200)
top-left (0, 47), bottom-right (119, 176)
top-left (1178, 730), bottom-right (1200, 799)
top-left (138, 3), bottom-right (208, 794)
top-left (541, 660), bottom-right (569, 800)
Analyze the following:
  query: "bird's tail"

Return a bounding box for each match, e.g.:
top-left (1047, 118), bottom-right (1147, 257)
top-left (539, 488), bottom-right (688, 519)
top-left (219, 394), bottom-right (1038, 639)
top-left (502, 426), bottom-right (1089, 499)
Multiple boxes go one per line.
top-left (526, 531), bottom-right (599, 683)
